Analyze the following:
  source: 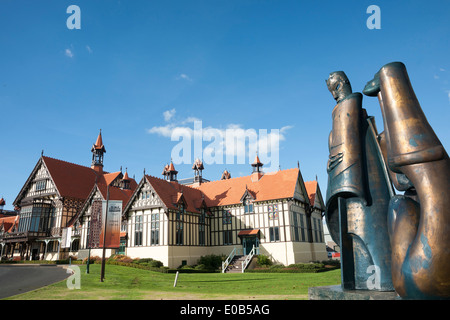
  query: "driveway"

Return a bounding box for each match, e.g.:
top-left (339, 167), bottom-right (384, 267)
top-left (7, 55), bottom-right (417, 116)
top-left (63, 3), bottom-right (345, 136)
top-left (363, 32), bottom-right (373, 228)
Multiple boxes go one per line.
top-left (0, 264), bottom-right (70, 299)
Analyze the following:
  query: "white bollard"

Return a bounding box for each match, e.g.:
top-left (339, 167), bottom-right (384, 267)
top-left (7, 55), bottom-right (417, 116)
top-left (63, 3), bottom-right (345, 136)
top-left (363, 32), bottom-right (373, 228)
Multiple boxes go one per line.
top-left (173, 271), bottom-right (179, 287)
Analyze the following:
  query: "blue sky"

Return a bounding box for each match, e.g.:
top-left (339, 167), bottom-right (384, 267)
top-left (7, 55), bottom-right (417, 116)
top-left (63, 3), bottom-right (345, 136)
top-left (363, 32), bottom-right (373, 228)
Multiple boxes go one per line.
top-left (1, 0), bottom-right (449, 209)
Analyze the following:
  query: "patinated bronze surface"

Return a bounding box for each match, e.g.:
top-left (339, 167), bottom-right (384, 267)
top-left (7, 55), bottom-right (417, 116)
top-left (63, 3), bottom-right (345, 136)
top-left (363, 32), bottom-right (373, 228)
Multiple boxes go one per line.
top-left (363, 62), bottom-right (450, 299)
top-left (325, 71), bottom-right (394, 292)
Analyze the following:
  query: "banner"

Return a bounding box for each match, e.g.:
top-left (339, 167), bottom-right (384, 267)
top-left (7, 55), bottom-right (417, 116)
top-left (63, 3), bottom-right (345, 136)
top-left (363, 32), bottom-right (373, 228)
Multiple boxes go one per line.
top-left (99, 200), bottom-right (122, 248)
top-left (61, 227), bottom-right (72, 249)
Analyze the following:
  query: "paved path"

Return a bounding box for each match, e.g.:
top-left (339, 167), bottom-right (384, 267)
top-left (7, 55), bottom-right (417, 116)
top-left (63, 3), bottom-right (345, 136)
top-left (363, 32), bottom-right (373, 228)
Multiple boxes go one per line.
top-left (0, 265), bottom-right (70, 299)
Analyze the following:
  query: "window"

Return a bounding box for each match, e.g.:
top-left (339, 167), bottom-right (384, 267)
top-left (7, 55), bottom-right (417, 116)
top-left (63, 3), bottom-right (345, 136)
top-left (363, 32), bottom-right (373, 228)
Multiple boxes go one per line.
top-left (134, 215), bottom-right (143, 246)
top-left (18, 207), bottom-right (32, 232)
top-left (300, 214), bottom-right (306, 241)
top-left (222, 210), bottom-right (231, 225)
top-left (118, 239), bottom-right (126, 255)
top-left (223, 230), bottom-right (233, 245)
top-left (312, 217), bottom-right (323, 243)
top-left (313, 218), bottom-right (318, 242)
top-left (35, 180), bottom-right (47, 192)
top-left (151, 213), bottom-right (159, 245)
top-left (244, 198), bottom-right (253, 213)
top-left (292, 213), bottom-right (306, 242)
top-left (176, 222), bottom-right (183, 245)
top-left (268, 205), bottom-right (279, 220)
top-left (293, 213), bottom-right (299, 241)
top-left (269, 227), bottom-right (280, 242)
top-left (199, 209), bottom-right (206, 246)
top-left (176, 205), bottom-right (184, 245)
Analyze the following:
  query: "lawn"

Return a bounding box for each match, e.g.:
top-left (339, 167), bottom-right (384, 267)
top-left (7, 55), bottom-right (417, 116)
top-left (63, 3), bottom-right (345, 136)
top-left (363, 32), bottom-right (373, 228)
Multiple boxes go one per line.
top-left (5, 264), bottom-right (341, 300)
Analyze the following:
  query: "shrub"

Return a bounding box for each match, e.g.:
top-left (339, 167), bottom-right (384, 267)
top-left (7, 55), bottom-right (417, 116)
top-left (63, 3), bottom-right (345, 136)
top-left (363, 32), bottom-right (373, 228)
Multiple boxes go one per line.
top-left (197, 254), bottom-right (225, 270)
top-left (147, 259), bottom-right (163, 268)
top-left (257, 255), bottom-right (273, 267)
top-left (134, 258), bottom-right (154, 264)
top-left (82, 255), bottom-right (102, 264)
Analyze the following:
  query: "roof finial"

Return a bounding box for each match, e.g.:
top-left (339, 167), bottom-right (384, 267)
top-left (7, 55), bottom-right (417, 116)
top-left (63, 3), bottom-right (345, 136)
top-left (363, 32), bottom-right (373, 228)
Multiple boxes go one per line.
top-left (41, 150), bottom-right (44, 157)
top-left (297, 160), bottom-right (300, 169)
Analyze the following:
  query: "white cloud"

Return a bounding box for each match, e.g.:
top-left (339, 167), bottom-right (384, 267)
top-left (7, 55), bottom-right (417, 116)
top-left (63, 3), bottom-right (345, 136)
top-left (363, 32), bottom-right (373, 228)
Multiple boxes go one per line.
top-left (65, 48), bottom-right (74, 58)
top-left (181, 116), bottom-right (201, 124)
top-left (440, 68), bottom-right (446, 72)
top-left (147, 111), bottom-right (293, 171)
top-left (86, 45), bottom-right (92, 53)
top-left (176, 73), bottom-right (193, 82)
top-left (163, 108), bottom-right (176, 121)
top-left (447, 90), bottom-right (450, 104)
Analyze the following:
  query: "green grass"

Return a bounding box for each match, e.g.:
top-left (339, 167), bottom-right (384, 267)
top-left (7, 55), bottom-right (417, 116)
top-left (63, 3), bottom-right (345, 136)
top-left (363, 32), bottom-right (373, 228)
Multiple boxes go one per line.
top-left (5, 264), bottom-right (341, 300)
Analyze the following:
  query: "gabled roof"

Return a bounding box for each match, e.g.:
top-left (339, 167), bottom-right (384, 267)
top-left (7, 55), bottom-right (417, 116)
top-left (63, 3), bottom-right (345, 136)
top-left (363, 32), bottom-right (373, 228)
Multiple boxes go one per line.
top-left (14, 156), bottom-right (100, 206)
top-left (144, 175), bottom-right (203, 213)
top-left (304, 180), bottom-right (325, 211)
top-left (0, 215), bottom-right (19, 233)
top-left (195, 168), bottom-right (302, 207)
top-left (123, 168), bottom-right (324, 216)
top-left (73, 172), bottom-right (138, 225)
top-left (42, 156), bottom-right (99, 200)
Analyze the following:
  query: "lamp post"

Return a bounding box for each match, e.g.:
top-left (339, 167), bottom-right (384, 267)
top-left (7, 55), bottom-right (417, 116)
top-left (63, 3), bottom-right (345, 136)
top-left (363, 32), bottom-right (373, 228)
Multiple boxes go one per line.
top-left (100, 185), bottom-right (110, 282)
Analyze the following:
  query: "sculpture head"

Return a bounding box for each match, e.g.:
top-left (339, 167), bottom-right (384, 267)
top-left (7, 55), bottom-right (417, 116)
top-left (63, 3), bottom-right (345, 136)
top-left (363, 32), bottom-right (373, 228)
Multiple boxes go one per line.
top-left (326, 71), bottom-right (352, 103)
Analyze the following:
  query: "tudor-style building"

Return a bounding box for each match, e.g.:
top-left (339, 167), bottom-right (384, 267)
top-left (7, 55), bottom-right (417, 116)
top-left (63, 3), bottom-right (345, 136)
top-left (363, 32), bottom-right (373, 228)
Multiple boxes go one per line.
top-left (0, 131), bottom-right (136, 261)
top-left (108, 157), bottom-right (327, 268)
top-left (4, 131), bottom-right (327, 267)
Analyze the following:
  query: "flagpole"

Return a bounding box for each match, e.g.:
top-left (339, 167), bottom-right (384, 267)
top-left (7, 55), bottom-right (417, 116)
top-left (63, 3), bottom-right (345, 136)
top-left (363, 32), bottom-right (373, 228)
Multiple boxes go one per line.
top-left (100, 185), bottom-right (110, 282)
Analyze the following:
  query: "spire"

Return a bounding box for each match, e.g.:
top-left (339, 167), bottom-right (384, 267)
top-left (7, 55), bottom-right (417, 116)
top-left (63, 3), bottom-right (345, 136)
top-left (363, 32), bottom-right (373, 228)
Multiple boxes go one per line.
top-left (163, 159), bottom-right (178, 182)
top-left (91, 129), bottom-right (106, 173)
top-left (94, 129), bottom-right (105, 151)
top-left (192, 158), bottom-right (204, 184)
top-left (251, 154), bottom-right (263, 173)
top-left (221, 169), bottom-right (231, 180)
top-left (123, 168), bottom-right (129, 180)
top-left (121, 168), bottom-right (130, 190)
top-left (251, 153), bottom-right (264, 181)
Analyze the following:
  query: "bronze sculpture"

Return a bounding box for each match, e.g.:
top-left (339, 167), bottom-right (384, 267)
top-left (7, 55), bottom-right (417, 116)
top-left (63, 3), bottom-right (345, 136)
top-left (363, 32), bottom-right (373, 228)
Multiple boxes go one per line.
top-left (363, 62), bottom-right (450, 299)
top-left (325, 71), bottom-right (394, 292)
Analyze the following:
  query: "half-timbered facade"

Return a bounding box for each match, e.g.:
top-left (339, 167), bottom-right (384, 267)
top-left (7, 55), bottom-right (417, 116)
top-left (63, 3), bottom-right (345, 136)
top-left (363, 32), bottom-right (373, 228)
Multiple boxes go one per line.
top-left (75, 170), bottom-right (137, 260)
top-left (0, 131), bottom-right (135, 261)
top-left (3, 132), bottom-right (326, 267)
top-left (118, 158), bottom-right (327, 268)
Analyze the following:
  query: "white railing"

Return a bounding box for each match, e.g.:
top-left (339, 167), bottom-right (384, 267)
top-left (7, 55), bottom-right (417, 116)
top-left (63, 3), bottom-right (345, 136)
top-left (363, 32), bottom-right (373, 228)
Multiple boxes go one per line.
top-left (222, 247), bottom-right (237, 273)
top-left (242, 245), bottom-right (260, 273)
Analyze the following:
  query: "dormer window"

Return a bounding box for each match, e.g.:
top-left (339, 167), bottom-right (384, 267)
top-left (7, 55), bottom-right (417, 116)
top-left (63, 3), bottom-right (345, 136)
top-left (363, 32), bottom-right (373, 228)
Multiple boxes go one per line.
top-left (244, 198), bottom-right (253, 213)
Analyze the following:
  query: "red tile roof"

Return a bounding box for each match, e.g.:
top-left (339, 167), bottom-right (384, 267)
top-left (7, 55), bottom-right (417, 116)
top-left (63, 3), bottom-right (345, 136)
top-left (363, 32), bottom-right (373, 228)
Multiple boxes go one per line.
top-left (71, 172), bottom-right (138, 227)
top-left (137, 168), bottom-right (322, 215)
top-left (238, 229), bottom-right (260, 236)
top-left (96, 176), bottom-right (138, 208)
top-left (145, 175), bottom-right (204, 213)
top-left (195, 168), bottom-right (301, 207)
top-left (304, 181), bottom-right (318, 207)
top-left (43, 156), bottom-right (99, 200)
top-left (0, 215), bottom-right (19, 233)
